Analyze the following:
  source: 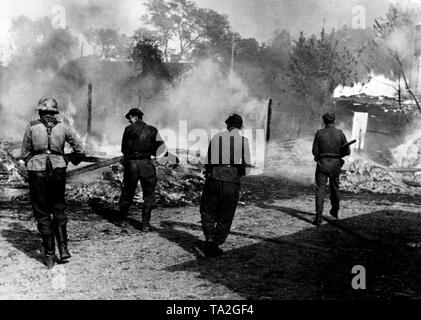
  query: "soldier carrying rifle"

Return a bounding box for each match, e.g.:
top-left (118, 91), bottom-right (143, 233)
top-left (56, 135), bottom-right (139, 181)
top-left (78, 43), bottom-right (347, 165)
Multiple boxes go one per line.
top-left (312, 112), bottom-right (351, 226)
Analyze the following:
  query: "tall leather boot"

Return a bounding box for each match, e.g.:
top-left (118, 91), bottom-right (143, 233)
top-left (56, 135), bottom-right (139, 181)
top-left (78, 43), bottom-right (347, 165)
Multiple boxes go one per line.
top-left (119, 205), bottom-right (129, 218)
top-left (141, 207), bottom-right (152, 232)
top-left (203, 241), bottom-right (223, 258)
top-left (41, 234), bottom-right (55, 269)
top-left (54, 225), bottom-right (71, 260)
top-left (312, 213), bottom-right (323, 227)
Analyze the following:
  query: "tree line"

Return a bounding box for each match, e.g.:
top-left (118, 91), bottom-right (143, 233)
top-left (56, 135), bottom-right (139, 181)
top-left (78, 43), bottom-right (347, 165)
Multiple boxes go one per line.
top-left (1, 1), bottom-right (420, 120)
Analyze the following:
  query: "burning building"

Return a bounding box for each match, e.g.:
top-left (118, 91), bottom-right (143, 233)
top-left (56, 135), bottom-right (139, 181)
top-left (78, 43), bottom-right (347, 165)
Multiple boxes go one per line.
top-left (333, 94), bottom-right (421, 165)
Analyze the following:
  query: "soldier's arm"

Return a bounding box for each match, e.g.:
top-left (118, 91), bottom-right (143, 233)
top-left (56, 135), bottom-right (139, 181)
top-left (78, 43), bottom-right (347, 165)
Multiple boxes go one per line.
top-left (312, 131), bottom-right (320, 161)
top-left (121, 127), bottom-right (128, 155)
top-left (20, 124), bottom-right (32, 163)
top-left (340, 131), bottom-right (351, 156)
top-left (65, 125), bottom-right (85, 156)
top-left (242, 137), bottom-right (252, 177)
top-left (204, 139), bottom-right (214, 176)
top-left (154, 129), bottom-right (167, 157)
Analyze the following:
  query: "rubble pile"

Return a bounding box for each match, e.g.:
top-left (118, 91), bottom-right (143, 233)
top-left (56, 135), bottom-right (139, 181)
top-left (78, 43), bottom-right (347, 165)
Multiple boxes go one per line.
top-left (0, 144), bottom-right (26, 188)
top-left (392, 136), bottom-right (421, 168)
top-left (341, 159), bottom-right (420, 195)
top-left (66, 151), bottom-right (206, 207)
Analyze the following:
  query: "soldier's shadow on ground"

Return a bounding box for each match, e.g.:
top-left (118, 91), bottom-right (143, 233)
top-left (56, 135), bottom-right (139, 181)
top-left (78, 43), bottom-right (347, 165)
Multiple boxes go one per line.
top-left (89, 199), bottom-right (205, 258)
top-left (241, 175), bottom-right (314, 202)
top-left (156, 222), bottom-right (205, 259)
top-left (163, 208), bottom-right (421, 299)
top-left (1, 222), bottom-right (45, 265)
top-left (88, 198), bottom-right (144, 231)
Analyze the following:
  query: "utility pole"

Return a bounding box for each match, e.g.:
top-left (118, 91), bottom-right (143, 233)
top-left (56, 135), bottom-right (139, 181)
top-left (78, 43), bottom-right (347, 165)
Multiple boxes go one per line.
top-left (87, 83), bottom-right (93, 137)
top-left (264, 98), bottom-right (273, 170)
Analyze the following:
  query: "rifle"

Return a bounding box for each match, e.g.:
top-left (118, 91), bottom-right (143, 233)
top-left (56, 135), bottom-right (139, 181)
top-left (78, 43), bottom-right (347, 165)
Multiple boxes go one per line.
top-left (340, 139), bottom-right (357, 151)
top-left (64, 153), bottom-right (109, 164)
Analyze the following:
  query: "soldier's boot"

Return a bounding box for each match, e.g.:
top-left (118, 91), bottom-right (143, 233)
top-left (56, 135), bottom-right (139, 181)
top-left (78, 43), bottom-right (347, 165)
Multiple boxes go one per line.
top-left (213, 243), bottom-right (224, 257)
top-left (54, 225), bottom-right (71, 261)
top-left (141, 207), bottom-right (152, 232)
top-left (203, 241), bottom-right (214, 257)
top-left (329, 207), bottom-right (339, 219)
top-left (41, 234), bottom-right (55, 269)
top-left (119, 205), bottom-right (129, 219)
top-left (203, 241), bottom-right (223, 258)
top-left (312, 213), bottom-right (323, 227)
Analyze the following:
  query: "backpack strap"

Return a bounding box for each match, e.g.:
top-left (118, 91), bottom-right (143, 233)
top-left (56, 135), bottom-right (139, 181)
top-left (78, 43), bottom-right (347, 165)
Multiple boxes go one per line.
top-left (39, 118), bottom-right (59, 154)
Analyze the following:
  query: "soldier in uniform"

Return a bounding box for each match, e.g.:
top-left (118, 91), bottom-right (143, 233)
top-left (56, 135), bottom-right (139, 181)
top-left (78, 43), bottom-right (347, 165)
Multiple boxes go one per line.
top-left (312, 112), bottom-right (351, 226)
top-left (200, 114), bottom-right (251, 257)
top-left (119, 108), bottom-right (166, 232)
top-left (21, 98), bottom-right (85, 268)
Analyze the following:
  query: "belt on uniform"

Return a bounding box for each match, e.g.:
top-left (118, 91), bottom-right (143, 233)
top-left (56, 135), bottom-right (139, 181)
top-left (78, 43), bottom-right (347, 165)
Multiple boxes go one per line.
top-left (32, 150), bottom-right (64, 156)
top-left (319, 154), bottom-right (341, 159)
top-left (125, 153), bottom-right (151, 160)
top-left (213, 164), bottom-right (240, 168)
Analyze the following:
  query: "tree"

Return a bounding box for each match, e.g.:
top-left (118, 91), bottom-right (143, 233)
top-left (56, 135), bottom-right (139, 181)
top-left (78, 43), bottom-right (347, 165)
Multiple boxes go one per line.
top-left (372, 4), bottom-right (421, 77)
top-left (84, 28), bottom-right (130, 61)
top-left (266, 29), bottom-right (292, 68)
top-left (9, 15), bottom-right (78, 72)
top-left (289, 29), bottom-right (361, 120)
top-left (128, 37), bottom-right (169, 78)
top-left (142, 0), bottom-right (176, 62)
top-left (127, 36), bottom-right (170, 106)
top-left (142, 0), bottom-right (233, 61)
top-left (33, 29), bottom-right (78, 71)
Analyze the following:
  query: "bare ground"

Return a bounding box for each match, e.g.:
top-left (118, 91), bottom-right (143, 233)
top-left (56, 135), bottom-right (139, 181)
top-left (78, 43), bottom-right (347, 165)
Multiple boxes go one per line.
top-left (1, 167), bottom-right (421, 300)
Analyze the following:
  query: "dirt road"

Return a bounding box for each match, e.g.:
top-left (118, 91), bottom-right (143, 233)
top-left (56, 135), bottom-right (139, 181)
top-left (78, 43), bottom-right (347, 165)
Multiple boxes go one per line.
top-left (1, 171), bottom-right (421, 300)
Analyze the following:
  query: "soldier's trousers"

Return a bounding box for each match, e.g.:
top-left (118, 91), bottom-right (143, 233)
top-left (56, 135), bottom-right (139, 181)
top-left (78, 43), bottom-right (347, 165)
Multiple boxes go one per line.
top-left (119, 159), bottom-right (158, 212)
top-left (28, 168), bottom-right (67, 236)
top-left (315, 158), bottom-right (342, 216)
top-left (200, 178), bottom-right (240, 245)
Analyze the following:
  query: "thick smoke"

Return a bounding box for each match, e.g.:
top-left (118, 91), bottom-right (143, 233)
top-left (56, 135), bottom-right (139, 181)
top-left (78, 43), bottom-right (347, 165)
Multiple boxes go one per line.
top-left (0, 0), bottom-right (138, 142)
top-left (79, 60), bottom-right (268, 159)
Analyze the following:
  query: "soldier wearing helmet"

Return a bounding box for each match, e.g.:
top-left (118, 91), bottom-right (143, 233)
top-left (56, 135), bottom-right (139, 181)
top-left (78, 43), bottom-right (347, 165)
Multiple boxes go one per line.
top-left (200, 113), bottom-right (251, 257)
top-left (21, 98), bottom-right (85, 269)
top-left (312, 112), bottom-right (351, 226)
top-left (119, 108), bottom-right (167, 232)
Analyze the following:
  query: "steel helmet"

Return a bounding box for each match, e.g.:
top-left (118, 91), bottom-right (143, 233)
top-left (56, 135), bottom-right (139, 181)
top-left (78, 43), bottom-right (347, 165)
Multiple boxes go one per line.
top-left (36, 98), bottom-right (59, 114)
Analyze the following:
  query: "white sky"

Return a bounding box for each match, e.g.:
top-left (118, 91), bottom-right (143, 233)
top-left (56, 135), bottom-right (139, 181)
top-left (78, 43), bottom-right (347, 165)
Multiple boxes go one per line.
top-left (0, 0), bottom-right (418, 60)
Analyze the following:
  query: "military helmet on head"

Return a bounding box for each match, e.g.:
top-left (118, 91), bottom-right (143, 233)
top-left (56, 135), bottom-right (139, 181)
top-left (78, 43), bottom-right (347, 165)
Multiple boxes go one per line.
top-left (36, 98), bottom-right (59, 114)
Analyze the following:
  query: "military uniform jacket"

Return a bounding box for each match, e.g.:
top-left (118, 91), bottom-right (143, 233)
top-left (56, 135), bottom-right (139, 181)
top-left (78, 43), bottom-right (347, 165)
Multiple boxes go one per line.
top-left (205, 128), bottom-right (252, 183)
top-left (21, 115), bottom-right (85, 171)
top-left (312, 124), bottom-right (351, 160)
top-left (121, 120), bottom-right (166, 158)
